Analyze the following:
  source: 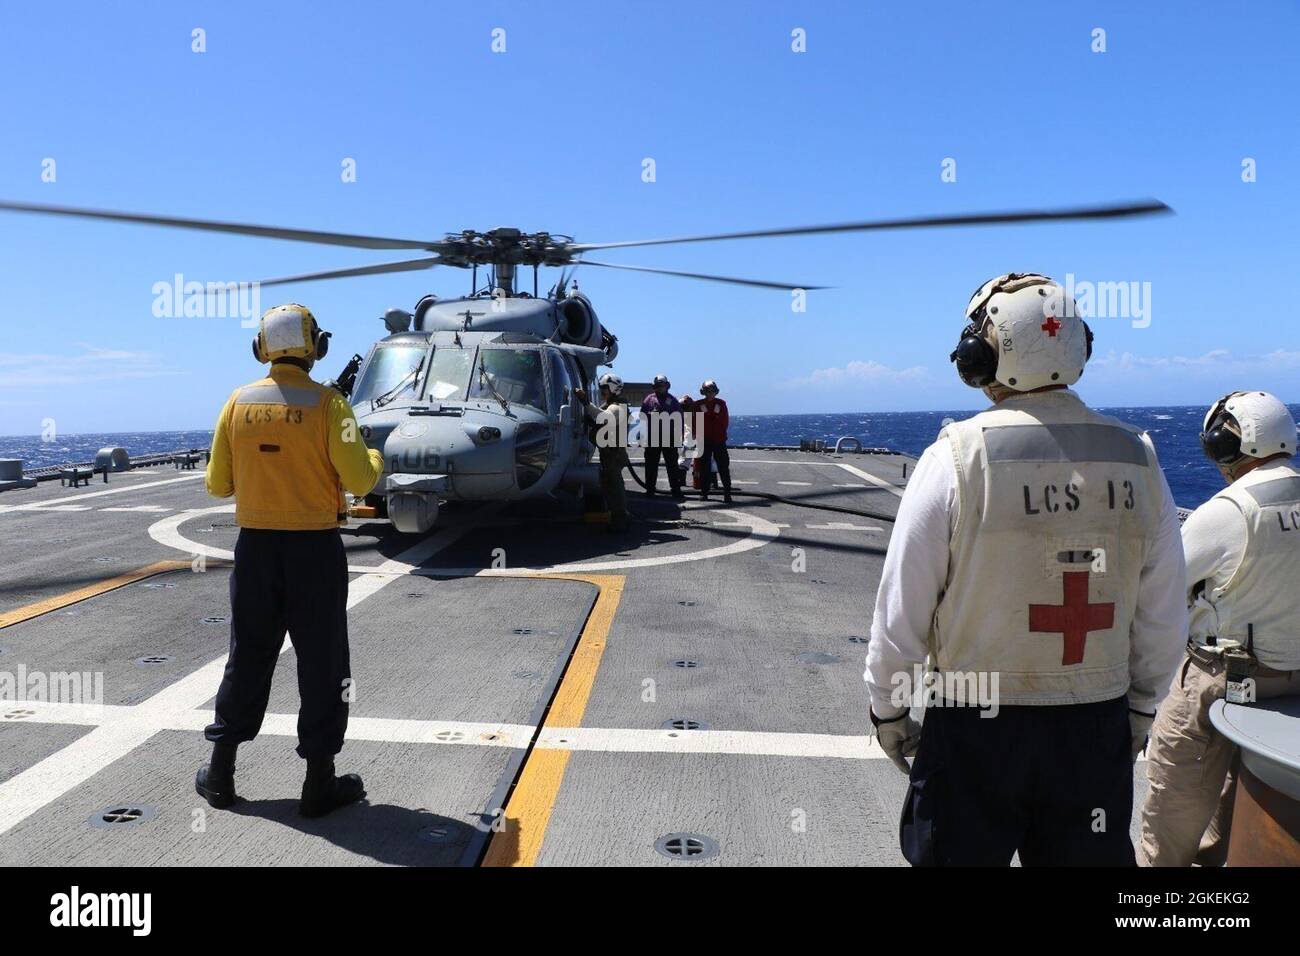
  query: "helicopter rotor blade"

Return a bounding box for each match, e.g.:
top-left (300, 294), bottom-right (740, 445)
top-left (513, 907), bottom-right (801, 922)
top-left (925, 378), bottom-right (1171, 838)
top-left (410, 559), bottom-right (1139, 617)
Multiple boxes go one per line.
top-left (568, 200), bottom-right (1172, 252)
top-left (576, 259), bottom-right (826, 291)
top-left (0, 199), bottom-right (441, 251)
top-left (238, 257), bottom-right (447, 289)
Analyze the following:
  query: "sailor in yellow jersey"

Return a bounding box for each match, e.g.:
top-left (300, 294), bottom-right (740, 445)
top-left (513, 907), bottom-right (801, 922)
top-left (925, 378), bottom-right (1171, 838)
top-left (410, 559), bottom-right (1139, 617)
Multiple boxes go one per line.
top-left (198, 304), bottom-right (384, 818)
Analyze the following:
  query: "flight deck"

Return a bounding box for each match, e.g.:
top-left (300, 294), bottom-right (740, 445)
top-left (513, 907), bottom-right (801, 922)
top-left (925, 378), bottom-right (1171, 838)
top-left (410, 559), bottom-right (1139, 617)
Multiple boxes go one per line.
top-left (0, 449), bottom-right (1153, 866)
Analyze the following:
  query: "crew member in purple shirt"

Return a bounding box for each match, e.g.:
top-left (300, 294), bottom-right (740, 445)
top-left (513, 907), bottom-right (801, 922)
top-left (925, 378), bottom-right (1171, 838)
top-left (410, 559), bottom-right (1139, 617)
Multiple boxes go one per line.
top-left (640, 374), bottom-right (686, 501)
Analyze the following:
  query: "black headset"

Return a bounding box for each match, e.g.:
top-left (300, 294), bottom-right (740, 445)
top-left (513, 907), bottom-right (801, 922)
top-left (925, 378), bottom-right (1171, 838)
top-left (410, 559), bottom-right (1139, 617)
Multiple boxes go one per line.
top-left (1200, 394), bottom-right (1243, 464)
top-left (949, 275), bottom-right (1092, 388)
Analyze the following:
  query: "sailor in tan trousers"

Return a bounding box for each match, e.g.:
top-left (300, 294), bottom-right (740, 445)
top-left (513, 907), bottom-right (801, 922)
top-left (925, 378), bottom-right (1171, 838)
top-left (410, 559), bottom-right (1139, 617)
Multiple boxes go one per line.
top-left (1138, 390), bottom-right (1300, 866)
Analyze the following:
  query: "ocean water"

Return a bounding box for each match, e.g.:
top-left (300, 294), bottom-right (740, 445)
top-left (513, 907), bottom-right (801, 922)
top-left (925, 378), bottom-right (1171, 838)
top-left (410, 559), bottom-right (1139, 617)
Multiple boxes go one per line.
top-left (3, 405), bottom-right (1296, 508)
top-left (726, 404), bottom-right (1299, 509)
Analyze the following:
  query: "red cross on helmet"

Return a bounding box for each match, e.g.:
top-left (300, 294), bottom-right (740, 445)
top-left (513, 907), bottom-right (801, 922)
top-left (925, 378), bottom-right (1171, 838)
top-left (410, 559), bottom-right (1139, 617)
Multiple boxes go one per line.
top-left (951, 273), bottom-right (1091, 392)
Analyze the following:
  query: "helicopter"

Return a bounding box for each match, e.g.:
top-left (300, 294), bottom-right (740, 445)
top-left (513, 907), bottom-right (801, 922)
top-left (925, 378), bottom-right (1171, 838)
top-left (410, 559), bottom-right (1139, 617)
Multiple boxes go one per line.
top-left (0, 198), bottom-right (1170, 532)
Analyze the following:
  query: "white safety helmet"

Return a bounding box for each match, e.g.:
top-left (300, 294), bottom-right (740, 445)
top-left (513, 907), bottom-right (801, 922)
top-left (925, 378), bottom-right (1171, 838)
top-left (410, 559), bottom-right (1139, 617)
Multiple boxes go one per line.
top-left (701, 379), bottom-right (719, 394)
top-left (652, 373), bottom-right (670, 388)
top-left (252, 303), bottom-right (329, 363)
top-left (1200, 390), bottom-right (1297, 464)
top-left (950, 273), bottom-right (1091, 392)
top-left (598, 372), bottom-right (624, 396)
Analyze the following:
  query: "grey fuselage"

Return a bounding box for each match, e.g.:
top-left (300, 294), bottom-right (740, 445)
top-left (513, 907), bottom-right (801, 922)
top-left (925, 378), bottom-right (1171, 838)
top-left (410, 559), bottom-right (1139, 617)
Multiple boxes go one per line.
top-left (346, 293), bottom-right (616, 531)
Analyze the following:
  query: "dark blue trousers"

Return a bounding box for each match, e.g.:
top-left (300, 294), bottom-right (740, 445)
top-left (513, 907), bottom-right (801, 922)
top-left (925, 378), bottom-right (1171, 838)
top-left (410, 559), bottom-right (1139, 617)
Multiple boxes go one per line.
top-left (900, 695), bottom-right (1136, 866)
top-left (205, 528), bottom-right (351, 759)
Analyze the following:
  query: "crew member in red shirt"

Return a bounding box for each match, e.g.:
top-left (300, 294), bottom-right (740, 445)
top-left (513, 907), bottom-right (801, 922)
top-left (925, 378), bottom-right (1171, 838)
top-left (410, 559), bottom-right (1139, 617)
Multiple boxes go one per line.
top-left (686, 379), bottom-right (732, 502)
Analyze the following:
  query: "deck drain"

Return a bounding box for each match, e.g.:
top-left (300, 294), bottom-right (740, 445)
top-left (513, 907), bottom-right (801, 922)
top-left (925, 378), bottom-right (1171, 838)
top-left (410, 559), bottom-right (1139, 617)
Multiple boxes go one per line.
top-left (90, 805), bottom-right (158, 829)
top-left (846, 635), bottom-right (869, 644)
top-left (140, 581), bottom-right (177, 589)
top-left (201, 616), bottom-right (228, 625)
top-left (662, 718), bottom-right (709, 732)
top-left (677, 600), bottom-right (696, 607)
top-left (92, 556), bottom-right (123, 563)
top-left (512, 627), bottom-right (534, 635)
top-left (654, 833), bottom-right (719, 861)
top-left (671, 659), bottom-right (700, 669)
top-left (3, 708), bottom-right (36, 720)
top-left (417, 824), bottom-right (453, 843)
top-left (512, 669), bottom-right (542, 680)
top-left (433, 730), bottom-right (464, 743)
top-left (797, 651), bottom-right (842, 665)
top-left (136, 655), bottom-right (173, 666)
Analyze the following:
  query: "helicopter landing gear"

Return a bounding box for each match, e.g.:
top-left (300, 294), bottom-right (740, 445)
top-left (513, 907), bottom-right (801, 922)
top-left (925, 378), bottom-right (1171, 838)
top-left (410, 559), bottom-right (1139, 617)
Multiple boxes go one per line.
top-left (389, 491), bottom-right (439, 534)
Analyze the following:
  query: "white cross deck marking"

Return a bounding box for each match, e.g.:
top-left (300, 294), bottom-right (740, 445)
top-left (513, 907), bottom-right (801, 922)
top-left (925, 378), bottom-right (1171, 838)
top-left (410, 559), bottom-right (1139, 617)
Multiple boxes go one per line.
top-left (100, 505), bottom-right (173, 513)
top-left (2, 700), bottom-right (1156, 765)
top-left (805, 522), bottom-right (884, 532)
top-left (0, 473), bottom-right (206, 513)
top-left (777, 481), bottom-right (813, 486)
top-left (835, 463), bottom-right (905, 498)
top-left (1, 699), bottom-right (888, 761)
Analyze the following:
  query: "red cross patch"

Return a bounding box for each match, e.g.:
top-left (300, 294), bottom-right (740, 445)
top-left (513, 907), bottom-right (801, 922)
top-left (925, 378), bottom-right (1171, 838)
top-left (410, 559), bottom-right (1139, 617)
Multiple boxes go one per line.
top-left (1029, 571), bottom-right (1114, 666)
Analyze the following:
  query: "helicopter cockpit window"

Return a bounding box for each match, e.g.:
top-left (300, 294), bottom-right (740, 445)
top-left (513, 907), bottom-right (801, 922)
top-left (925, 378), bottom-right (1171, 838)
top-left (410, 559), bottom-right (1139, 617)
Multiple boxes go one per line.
top-left (546, 349), bottom-right (571, 411)
top-left (469, 349), bottom-right (547, 413)
top-left (425, 347), bottom-right (473, 401)
top-left (351, 344), bottom-right (426, 405)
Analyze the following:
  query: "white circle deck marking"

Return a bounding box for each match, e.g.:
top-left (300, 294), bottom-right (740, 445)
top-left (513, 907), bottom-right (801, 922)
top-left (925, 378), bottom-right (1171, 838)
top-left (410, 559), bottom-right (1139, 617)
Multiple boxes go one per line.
top-left (148, 505), bottom-right (781, 573)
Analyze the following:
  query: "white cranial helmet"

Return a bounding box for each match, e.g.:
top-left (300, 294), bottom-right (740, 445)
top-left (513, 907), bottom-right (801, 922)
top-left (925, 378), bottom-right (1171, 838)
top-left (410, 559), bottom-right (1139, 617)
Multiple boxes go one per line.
top-left (598, 372), bottom-right (624, 396)
top-left (961, 273), bottom-right (1091, 392)
top-left (1201, 390), bottom-right (1297, 463)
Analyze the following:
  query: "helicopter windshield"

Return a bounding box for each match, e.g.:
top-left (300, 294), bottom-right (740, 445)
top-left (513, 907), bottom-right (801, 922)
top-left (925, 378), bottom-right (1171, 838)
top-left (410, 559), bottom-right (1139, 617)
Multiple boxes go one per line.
top-left (352, 344), bottom-right (426, 405)
top-left (425, 346), bottom-right (473, 401)
top-left (469, 349), bottom-right (547, 413)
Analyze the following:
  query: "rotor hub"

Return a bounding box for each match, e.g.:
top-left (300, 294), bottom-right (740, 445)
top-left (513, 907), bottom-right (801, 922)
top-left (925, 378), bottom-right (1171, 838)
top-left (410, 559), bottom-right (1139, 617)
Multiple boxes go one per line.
top-left (434, 228), bottom-right (577, 270)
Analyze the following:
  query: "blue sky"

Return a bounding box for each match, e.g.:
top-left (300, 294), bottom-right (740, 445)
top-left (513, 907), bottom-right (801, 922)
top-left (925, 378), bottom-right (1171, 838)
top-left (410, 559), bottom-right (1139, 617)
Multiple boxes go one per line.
top-left (1, 1), bottom-right (1297, 435)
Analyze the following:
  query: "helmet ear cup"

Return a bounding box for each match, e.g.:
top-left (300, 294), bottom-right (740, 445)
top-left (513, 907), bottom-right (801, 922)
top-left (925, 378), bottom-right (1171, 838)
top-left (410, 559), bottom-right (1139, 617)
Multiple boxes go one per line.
top-left (1201, 422), bottom-right (1242, 464)
top-left (314, 327), bottom-right (330, 360)
top-left (1084, 321), bottom-right (1094, 361)
top-left (1200, 396), bottom-right (1242, 464)
top-left (252, 333), bottom-right (267, 363)
top-left (950, 323), bottom-right (998, 388)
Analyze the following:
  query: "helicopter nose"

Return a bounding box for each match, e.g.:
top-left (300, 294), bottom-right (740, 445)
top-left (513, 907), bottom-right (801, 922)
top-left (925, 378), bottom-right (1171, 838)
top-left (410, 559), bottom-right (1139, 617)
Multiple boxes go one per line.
top-left (381, 416), bottom-right (518, 487)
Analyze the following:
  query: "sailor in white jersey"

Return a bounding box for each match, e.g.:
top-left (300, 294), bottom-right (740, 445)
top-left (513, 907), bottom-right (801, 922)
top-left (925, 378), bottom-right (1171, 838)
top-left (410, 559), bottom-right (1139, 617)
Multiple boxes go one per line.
top-left (1138, 390), bottom-right (1300, 866)
top-left (866, 273), bottom-right (1187, 866)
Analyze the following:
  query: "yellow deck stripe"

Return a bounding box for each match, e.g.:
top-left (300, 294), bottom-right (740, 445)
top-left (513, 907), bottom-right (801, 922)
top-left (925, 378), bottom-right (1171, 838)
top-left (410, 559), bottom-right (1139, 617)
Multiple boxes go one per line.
top-left (482, 573), bottom-right (625, 867)
top-left (0, 559), bottom-right (197, 629)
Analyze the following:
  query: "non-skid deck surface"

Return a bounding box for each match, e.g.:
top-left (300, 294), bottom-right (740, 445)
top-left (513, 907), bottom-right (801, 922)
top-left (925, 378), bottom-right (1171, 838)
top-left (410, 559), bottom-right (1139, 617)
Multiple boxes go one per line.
top-left (0, 452), bottom-right (1150, 865)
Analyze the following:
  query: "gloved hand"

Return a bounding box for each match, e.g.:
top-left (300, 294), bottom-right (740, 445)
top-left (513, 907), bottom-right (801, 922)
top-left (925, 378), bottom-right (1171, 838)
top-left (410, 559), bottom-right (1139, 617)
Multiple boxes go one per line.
top-left (1129, 709), bottom-right (1155, 761)
top-left (871, 710), bottom-right (922, 775)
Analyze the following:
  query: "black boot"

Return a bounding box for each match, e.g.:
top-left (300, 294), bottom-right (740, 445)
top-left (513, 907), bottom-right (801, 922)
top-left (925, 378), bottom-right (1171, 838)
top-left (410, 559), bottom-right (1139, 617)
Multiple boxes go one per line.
top-left (195, 741), bottom-right (238, 809)
top-left (299, 756), bottom-right (366, 818)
